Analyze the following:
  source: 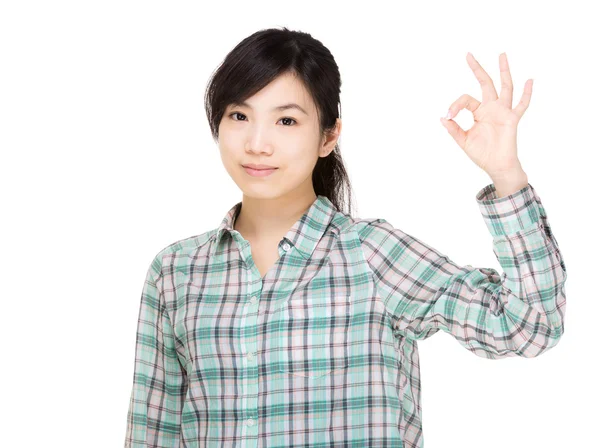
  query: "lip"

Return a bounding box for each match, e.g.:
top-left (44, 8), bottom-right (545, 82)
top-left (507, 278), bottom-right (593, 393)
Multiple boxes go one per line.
top-left (242, 164), bottom-right (278, 169)
top-left (243, 166), bottom-right (278, 177)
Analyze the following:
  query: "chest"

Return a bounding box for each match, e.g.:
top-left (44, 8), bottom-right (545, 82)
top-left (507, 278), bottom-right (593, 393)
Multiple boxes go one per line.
top-left (247, 238), bottom-right (281, 279)
top-left (167, 230), bottom-right (398, 389)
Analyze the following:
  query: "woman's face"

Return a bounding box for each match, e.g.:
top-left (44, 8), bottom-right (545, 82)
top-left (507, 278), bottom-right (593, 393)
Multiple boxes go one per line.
top-left (218, 72), bottom-right (340, 201)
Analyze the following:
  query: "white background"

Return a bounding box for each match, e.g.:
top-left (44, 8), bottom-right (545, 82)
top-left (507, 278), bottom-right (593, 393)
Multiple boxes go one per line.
top-left (1, 0), bottom-right (596, 446)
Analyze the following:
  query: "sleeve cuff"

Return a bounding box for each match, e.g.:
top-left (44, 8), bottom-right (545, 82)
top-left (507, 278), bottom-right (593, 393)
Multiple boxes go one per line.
top-left (475, 182), bottom-right (541, 238)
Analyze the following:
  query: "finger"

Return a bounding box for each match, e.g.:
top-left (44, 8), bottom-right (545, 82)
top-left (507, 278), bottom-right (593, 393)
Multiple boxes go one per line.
top-left (446, 93), bottom-right (481, 120)
top-left (440, 116), bottom-right (467, 150)
top-left (498, 52), bottom-right (514, 109)
top-left (514, 79), bottom-right (533, 119)
top-left (467, 52), bottom-right (498, 102)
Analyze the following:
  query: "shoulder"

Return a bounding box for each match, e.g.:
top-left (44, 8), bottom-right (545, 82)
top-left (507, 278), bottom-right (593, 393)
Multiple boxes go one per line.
top-left (146, 229), bottom-right (216, 280)
top-left (349, 217), bottom-right (394, 242)
top-left (350, 217), bottom-right (424, 259)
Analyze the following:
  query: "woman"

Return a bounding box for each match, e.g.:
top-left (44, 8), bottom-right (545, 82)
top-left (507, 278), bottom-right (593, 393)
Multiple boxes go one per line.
top-left (124, 27), bottom-right (567, 447)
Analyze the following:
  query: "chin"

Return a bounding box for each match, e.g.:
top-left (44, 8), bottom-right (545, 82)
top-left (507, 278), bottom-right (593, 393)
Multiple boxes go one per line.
top-left (238, 182), bottom-right (293, 200)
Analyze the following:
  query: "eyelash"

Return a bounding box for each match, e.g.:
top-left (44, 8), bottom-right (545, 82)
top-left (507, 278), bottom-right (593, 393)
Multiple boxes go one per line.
top-left (228, 112), bottom-right (297, 126)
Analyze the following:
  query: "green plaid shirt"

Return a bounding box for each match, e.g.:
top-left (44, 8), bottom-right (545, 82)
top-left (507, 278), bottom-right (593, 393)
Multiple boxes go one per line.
top-left (125, 182), bottom-right (567, 447)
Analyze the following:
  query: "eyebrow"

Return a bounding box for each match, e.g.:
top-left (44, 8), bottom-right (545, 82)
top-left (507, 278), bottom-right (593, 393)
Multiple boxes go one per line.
top-left (229, 101), bottom-right (308, 116)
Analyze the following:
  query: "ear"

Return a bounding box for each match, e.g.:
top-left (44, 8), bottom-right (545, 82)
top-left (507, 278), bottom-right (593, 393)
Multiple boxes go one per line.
top-left (319, 118), bottom-right (342, 158)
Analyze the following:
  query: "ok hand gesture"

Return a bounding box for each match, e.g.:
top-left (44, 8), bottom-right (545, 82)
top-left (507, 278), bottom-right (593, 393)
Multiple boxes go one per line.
top-left (440, 52), bottom-right (532, 182)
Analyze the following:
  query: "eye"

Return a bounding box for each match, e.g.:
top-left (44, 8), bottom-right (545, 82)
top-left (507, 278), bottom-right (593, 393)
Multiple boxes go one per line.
top-left (228, 112), bottom-right (297, 126)
top-left (278, 117), bottom-right (297, 126)
top-left (229, 112), bottom-right (247, 121)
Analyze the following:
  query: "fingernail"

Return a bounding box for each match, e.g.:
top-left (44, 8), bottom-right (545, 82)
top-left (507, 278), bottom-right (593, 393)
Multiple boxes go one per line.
top-left (445, 109), bottom-right (452, 119)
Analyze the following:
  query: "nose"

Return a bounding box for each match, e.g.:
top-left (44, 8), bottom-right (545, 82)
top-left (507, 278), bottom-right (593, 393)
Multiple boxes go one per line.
top-left (245, 124), bottom-right (274, 155)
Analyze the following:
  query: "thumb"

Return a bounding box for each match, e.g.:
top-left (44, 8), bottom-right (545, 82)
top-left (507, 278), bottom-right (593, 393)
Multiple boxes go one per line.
top-left (440, 117), bottom-right (467, 150)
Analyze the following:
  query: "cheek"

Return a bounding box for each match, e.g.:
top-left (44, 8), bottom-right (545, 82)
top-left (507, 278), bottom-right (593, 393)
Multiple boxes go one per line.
top-left (217, 121), bottom-right (239, 148)
top-left (218, 137), bottom-right (238, 161)
top-left (218, 148), bottom-right (240, 178)
top-left (284, 151), bottom-right (319, 179)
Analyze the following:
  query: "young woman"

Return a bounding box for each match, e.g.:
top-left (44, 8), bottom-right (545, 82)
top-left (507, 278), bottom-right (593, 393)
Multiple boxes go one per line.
top-left (124, 27), bottom-right (567, 447)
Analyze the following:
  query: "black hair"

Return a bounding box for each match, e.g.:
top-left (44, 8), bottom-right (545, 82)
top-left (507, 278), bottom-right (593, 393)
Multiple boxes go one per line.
top-left (204, 26), bottom-right (354, 217)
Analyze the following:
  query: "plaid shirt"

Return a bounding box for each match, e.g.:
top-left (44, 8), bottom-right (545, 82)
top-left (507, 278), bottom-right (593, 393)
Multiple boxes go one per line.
top-left (124, 182), bottom-right (567, 447)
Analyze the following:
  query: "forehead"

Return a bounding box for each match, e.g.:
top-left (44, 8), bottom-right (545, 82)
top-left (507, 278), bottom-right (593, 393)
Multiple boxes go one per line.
top-left (228, 72), bottom-right (315, 114)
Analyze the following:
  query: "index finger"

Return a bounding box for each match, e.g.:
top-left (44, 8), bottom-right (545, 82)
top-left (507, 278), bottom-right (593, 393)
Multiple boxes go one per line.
top-left (467, 52), bottom-right (498, 102)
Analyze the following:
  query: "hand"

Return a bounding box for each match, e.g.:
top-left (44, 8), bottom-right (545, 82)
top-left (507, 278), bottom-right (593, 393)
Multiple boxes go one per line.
top-left (440, 52), bottom-right (533, 179)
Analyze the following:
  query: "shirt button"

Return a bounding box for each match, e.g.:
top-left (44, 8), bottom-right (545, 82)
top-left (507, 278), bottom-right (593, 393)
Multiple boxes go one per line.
top-left (246, 418), bottom-right (256, 426)
top-left (250, 296), bottom-right (258, 304)
top-left (246, 351), bottom-right (255, 361)
top-left (282, 242), bottom-right (290, 251)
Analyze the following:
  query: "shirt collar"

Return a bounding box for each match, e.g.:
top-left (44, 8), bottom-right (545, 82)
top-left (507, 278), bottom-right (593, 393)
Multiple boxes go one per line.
top-left (211, 195), bottom-right (338, 260)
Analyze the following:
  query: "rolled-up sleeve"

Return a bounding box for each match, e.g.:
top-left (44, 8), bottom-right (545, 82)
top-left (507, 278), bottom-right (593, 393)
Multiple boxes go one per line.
top-left (124, 253), bottom-right (188, 447)
top-left (357, 182), bottom-right (567, 359)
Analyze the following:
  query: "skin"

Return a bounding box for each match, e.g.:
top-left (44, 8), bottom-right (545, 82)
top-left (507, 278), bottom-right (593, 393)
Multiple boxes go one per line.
top-left (218, 71), bottom-right (341, 242)
top-left (218, 51), bottom-right (529, 247)
top-left (440, 52), bottom-right (531, 198)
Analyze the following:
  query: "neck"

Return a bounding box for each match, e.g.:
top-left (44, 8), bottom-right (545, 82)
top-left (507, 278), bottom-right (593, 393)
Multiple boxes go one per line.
top-left (233, 190), bottom-right (318, 242)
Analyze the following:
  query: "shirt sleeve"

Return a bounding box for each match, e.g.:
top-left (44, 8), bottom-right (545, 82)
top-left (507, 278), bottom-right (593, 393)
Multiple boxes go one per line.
top-left (124, 252), bottom-right (188, 447)
top-left (357, 182), bottom-right (567, 359)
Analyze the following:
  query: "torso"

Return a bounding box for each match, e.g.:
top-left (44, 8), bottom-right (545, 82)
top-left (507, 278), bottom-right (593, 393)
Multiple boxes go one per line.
top-left (233, 214), bottom-right (284, 279)
top-left (247, 238), bottom-right (281, 279)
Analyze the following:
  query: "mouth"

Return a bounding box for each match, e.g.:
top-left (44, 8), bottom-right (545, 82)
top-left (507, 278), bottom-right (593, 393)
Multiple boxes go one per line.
top-left (242, 165), bottom-right (278, 170)
top-left (242, 165), bottom-right (278, 177)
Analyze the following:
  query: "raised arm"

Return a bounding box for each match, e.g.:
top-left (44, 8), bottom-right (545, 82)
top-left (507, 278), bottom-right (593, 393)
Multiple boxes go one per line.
top-left (357, 182), bottom-right (567, 359)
